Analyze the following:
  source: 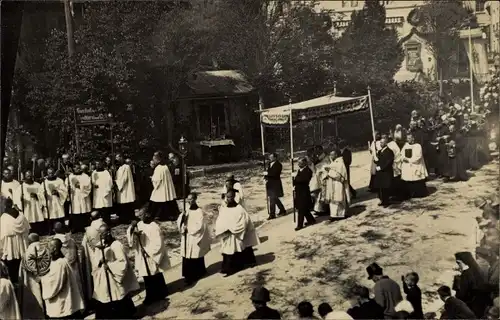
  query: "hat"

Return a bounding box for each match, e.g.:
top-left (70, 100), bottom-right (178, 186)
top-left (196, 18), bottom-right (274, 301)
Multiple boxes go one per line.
top-left (366, 262), bottom-right (383, 280)
top-left (251, 286), bottom-right (270, 303)
top-left (454, 252), bottom-right (476, 267)
top-left (226, 173), bottom-right (235, 181)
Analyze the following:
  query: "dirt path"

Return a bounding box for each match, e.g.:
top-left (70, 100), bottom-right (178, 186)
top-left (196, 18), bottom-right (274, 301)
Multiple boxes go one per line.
top-left (129, 154), bottom-right (498, 319)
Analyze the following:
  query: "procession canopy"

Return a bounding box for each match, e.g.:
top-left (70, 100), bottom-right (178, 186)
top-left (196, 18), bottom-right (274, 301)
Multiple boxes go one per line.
top-left (259, 94), bottom-right (369, 126)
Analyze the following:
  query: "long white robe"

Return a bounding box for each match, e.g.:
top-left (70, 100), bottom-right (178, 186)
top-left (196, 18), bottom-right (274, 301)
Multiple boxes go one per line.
top-left (0, 278), bottom-right (21, 320)
top-left (177, 208), bottom-right (211, 259)
top-left (0, 179), bottom-right (20, 200)
top-left (81, 218), bottom-right (105, 302)
top-left (401, 143), bottom-right (429, 182)
top-left (311, 156), bottom-right (331, 213)
top-left (116, 164), bottom-right (136, 204)
top-left (126, 221), bottom-right (170, 277)
top-left (53, 233), bottom-right (84, 299)
top-left (214, 205), bottom-right (260, 255)
top-left (220, 182), bottom-right (244, 207)
top-left (387, 141), bottom-right (403, 177)
top-left (18, 242), bottom-right (46, 320)
top-left (66, 173), bottom-right (92, 214)
top-left (0, 212), bottom-right (29, 260)
top-left (370, 140), bottom-right (382, 175)
top-left (41, 257), bottom-right (84, 318)
top-left (13, 182), bottom-right (45, 223)
top-left (150, 164), bottom-right (176, 202)
top-left (42, 178), bottom-right (68, 220)
top-left (322, 158), bottom-right (351, 218)
top-left (92, 240), bottom-right (140, 304)
top-left (92, 170), bottom-right (113, 209)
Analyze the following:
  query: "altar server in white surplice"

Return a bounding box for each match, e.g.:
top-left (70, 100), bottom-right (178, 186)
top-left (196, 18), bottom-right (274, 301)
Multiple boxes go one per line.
top-left (93, 224), bottom-right (139, 319)
top-left (177, 193), bottom-right (211, 286)
top-left (40, 238), bottom-right (84, 319)
top-left (18, 233), bottom-right (46, 320)
top-left (92, 160), bottom-right (114, 224)
top-left (42, 167), bottom-right (68, 224)
top-left (1, 168), bottom-right (20, 200)
top-left (0, 198), bottom-right (29, 286)
top-left (0, 261), bottom-right (21, 320)
top-left (215, 189), bottom-right (260, 277)
top-left (115, 153), bottom-right (136, 224)
top-left (369, 132), bottom-right (382, 192)
top-left (13, 170), bottom-right (46, 233)
top-left (66, 164), bottom-right (92, 232)
top-left (150, 151), bottom-right (179, 221)
top-left (220, 174), bottom-right (245, 208)
top-left (401, 132), bottom-right (429, 199)
top-left (127, 209), bottom-right (170, 306)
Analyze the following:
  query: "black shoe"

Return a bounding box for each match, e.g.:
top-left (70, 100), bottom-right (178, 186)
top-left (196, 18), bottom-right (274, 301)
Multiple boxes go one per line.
top-left (305, 221), bottom-right (316, 227)
top-left (278, 211), bottom-right (287, 216)
top-left (295, 226), bottom-right (303, 231)
top-left (268, 215), bottom-right (276, 220)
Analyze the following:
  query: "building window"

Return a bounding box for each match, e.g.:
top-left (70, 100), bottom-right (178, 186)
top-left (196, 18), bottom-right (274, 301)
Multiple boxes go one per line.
top-left (350, 0), bottom-right (359, 7)
top-left (476, 0), bottom-right (486, 11)
top-left (405, 41), bottom-right (423, 72)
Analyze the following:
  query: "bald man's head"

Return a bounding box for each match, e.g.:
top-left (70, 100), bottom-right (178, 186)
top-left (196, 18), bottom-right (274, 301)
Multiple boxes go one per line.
top-left (28, 233), bottom-right (40, 244)
top-left (49, 238), bottom-right (63, 259)
top-left (53, 222), bottom-right (64, 234)
top-left (90, 211), bottom-right (100, 220)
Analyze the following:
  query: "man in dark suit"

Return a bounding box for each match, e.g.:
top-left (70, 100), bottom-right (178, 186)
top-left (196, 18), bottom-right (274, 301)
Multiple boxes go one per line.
top-left (374, 135), bottom-right (394, 207)
top-left (437, 285), bottom-right (476, 319)
top-left (347, 285), bottom-right (385, 319)
top-left (340, 140), bottom-right (357, 199)
top-left (293, 158), bottom-right (316, 231)
top-left (265, 153), bottom-right (286, 220)
top-left (366, 262), bottom-right (402, 319)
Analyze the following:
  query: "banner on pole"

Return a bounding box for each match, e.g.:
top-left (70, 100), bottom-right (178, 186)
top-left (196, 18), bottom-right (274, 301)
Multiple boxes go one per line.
top-left (75, 106), bottom-right (109, 126)
top-left (261, 113), bottom-right (290, 125)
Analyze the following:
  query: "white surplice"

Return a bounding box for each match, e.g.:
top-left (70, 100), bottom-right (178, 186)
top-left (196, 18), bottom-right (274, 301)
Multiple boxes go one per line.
top-left (401, 143), bottom-right (429, 182)
top-left (92, 240), bottom-right (140, 304)
top-left (311, 156), bottom-right (331, 213)
top-left (0, 278), bottom-right (21, 320)
top-left (220, 182), bottom-right (244, 207)
top-left (322, 158), bottom-right (351, 218)
top-left (0, 212), bottom-right (29, 260)
top-left (42, 178), bottom-right (68, 220)
top-left (115, 164), bottom-right (136, 204)
top-left (370, 140), bottom-right (382, 175)
top-left (53, 233), bottom-right (84, 299)
top-left (92, 170), bottom-right (113, 209)
top-left (18, 242), bottom-right (46, 320)
top-left (66, 173), bottom-right (92, 214)
top-left (0, 179), bottom-right (20, 200)
top-left (214, 205), bottom-right (260, 255)
top-left (387, 140), bottom-right (403, 177)
top-left (81, 218), bottom-right (105, 302)
top-left (126, 221), bottom-right (170, 277)
top-left (40, 257), bottom-right (85, 318)
top-left (13, 182), bottom-right (45, 223)
top-left (176, 208), bottom-right (211, 259)
top-left (150, 164), bottom-right (176, 202)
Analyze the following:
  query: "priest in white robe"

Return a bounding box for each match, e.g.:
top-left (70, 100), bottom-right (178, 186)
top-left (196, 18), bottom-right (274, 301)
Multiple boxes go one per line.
top-left (401, 132), bottom-right (429, 199)
top-left (220, 173), bottom-right (245, 207)
top-left (18, 233), bottom-right (47, 319)
top-left (310, 148), bottom-right (330, 215)
top-left (0, 197), bottom-right (29, 285)
top-left (369, 132), bottom-right (382, 192)
top-left (13, 170), bottom-right (46, 234)
top-left (81, 211), bottom-right (105, 307)
top-left (177, 193), bottom-right (211, 286)
top-left (53, 222), bottom-right (85, 301)
top-left (66, 164), bottom-right (92, 232)
top-left (40, 238), bottom-right (84, 319)
top-left (115, 153), bottom-right (136, 224)
top-left (0, 261), bottom-right (21, 320)
top-left (92, 160), bottom-right (114, 224)
top-left (1, 168), bottom-right (20, 200)
top-left (215, 189), bottom-right (260, 277)
top-left (150, 151), bottom-right (179, 221)
top-left (93, 224), bottom-right (139, 319)
top-left (127, 209), bottom-right (170, 306)
top-left (43, 167), bottom-right (69, 225)
top-left (320, 149), bottom-right (351, 222)
top-left (387, 129), bottom-right (406, 201)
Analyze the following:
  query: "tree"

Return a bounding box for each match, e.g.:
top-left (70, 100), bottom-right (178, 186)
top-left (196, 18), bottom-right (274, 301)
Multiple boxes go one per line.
top-left (416, 0), bottom-right (476, 94)
top-left (335, 0), bottom-right (404, 94)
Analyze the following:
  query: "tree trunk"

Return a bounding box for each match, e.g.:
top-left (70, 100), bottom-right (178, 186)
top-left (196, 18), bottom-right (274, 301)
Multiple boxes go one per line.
top-left (438, 66), bottom-right (443, 96)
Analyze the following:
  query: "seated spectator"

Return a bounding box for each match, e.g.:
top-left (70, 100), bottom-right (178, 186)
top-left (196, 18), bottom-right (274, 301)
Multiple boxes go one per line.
top-left (318, 303), bottom-right (333, 319)
top-left (394, 300), bottom-right (414, 319)
top-left (247, 287), bottom-right (281, 319)
top-left (318, 303), bottom-right (353, 320)
top-left (346, 285), bottom-right (384, 319)
top-left (437, 285), bottom-right (476, 319)
top-left (297, 301), bottom-right (318, 320)
top-left (401, 272), bottom-right (424, 319)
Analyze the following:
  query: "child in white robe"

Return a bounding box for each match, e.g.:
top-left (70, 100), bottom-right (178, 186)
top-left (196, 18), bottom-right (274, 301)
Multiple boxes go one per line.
top-left (0, 262), bottom-right (21, 320)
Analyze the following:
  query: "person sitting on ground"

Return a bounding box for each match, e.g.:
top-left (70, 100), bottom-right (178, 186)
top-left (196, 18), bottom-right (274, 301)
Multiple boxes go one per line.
top-left (394, 300), bottom-right (414, 319)
top-left (247, 286), bottom-right (281, 319)
top-left (401, 272), bottom-right (424, 319)
top-left (318, 303), bottom-right (333, 319)
top-left (346, 285), bottom-right (384, 319)
top-left (297, 301), bottom-right (318, 320)
top-left (318, 302), bottom-right (353, 320)
top-left (437, 285), bottom-right (476, 319)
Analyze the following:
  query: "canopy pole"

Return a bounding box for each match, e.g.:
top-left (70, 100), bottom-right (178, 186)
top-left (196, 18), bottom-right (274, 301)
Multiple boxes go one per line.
top-left (259, 97), bottom-right (271, 218)
top-left (289, 98), bottom-right (296, 223)
top-left (367, 86), bottom-right (376, 142)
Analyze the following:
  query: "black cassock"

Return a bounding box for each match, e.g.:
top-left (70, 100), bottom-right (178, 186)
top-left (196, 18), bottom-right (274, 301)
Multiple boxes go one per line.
top-left (171, 164), bottom-right (190, 200)
top-left (265, 161), bottom-right (284, 198)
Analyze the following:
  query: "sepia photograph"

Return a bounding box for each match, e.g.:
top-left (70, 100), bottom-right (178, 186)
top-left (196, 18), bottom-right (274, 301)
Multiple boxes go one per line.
top-left (0, 0), bottom-right (499, 319)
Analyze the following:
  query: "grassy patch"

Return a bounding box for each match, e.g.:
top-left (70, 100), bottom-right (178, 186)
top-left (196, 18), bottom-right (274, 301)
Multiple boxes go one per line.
top-left (213, 312), bottom-right (230, 319)
top-left (338, 275), bottom-right (361, 299)
top-left (440, 231), bottom-right (467, 237)
top-left (188, 292), bottom-right (216, 315)
top-left (284, 240), bottom-right (320, 260)
top-left (313, 257), bottom-right (349, 284)
top-left (241, 268), bottom-right (272, 287)
top-left (360, 230), bottom-right (385, 242)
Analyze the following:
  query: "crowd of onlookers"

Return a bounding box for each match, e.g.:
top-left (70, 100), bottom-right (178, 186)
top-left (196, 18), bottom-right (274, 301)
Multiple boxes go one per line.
top-left (246, 194), bottom-right (499, 320)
